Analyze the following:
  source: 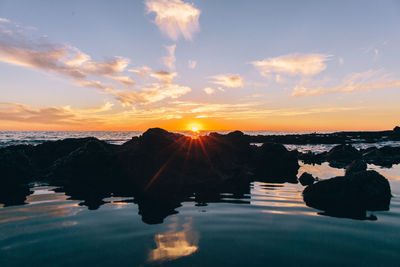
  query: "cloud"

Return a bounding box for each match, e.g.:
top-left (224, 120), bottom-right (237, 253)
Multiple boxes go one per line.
top-left (291, 70), bottom-right (400, 97)
top-left (252, 53), bottom-right (331, 76)
top-left (203, 87), bottom-right (215, 95)
top-left (162, 44), bottom-right (176, 70)
top-left (0, 102), bottom-right (111, 126)
top-left (0, 18), bottom-right (10, 23)
top-left (128, 66), bottom-right (152, 79)
top-left (109, 83), bottom-right (191, 106)
top-left (0, 20), bottom-right (135, 87)
top-left (188, 60), bottom-right (196, 69)
top-left (209, 74), bottom-right (244, 88)
top-left (150, 71), bottom-right (177, 83)
top-left (145, 0), bottom-right (200, 40)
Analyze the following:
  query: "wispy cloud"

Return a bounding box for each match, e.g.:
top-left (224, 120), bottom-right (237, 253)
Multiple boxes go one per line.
top-left (252, 53), bottom-right (331, 77)
top-left (203, 87), bottom-right (215, 95)
top-left (0, 102), bottom-right (111, 126)
top-left (162, 44), bottom-right (176, 70)
top-left (209, 74), bottom-right (244, 88)
top-left (0, 18), bottom-right (10, 23)
top-left (145, 0), bottom-right (200, 41)
top-left (150, 71), bottom-right (177, 83)
top-left (0, 22), bottom-right (135, 87)
top-left (188, 60), bottom-right (197, 69)
top-left (128, 66), bottom-right (152, 79)
top-left (291, 70), bottom-right (400, 97)
top-left (109, 83), bottom-right (191, 106)
top-left (0, 19), bottom-right (193, 107)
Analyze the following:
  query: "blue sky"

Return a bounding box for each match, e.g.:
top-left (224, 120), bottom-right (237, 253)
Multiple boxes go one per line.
top-left (0, 0), bottom-right (399, 130)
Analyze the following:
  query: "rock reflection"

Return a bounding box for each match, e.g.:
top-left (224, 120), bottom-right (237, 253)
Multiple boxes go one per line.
top-left (148, 217), bottom-right (199, 262)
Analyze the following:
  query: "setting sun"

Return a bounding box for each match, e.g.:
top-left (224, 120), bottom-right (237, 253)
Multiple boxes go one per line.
top-left (191, 126), bottom-right (199, 132)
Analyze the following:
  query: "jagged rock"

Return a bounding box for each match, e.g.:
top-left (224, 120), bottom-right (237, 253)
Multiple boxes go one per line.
top-left (345, 159), bottom-right (367, 176)
top-left (298, 172), bottom-right (315, 186)
top-left (303, 170), bottom-right (391, 218)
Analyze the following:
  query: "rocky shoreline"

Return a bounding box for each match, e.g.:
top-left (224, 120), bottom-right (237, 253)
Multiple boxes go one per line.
top-left (0, 127), bottom-right (396, 223)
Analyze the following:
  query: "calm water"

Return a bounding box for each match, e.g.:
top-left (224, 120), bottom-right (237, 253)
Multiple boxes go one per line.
top-left (0, 132), bottom-right (399, 266)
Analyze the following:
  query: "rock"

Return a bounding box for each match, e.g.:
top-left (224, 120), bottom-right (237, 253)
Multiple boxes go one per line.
top-left (325, 144), bottom-right (361, 167)
top-left (393, 126), bottom-right (400, 134)
top-left (362, 146), bottom-right (400, 167)
top-left (253, 142), bottom-right (299, 182)
top-left (345, 159), bottom-right (367, 176)
top-left (0, 145), bottom-right (35, 184)
top-left (298, 172), bottom-right (315, 186)
top-left (303, 170), bottom-right (391, 218)
top-left (48, 138), bottom-right (115, 184)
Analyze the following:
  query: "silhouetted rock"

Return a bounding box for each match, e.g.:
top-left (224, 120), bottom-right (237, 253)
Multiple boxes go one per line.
top-left (345, 159), bottom-right (367, 176)
top-left (303, 170), bottom-right (391, 219)
top-left (48, 138), bottom-right (115, 184)
top-left (298, 172), bottom-right (315, 186)
top-left (361, 146), bottom-right (400, 167)
top-left (393, 126), bottom-right (400, 134)
top-left (253, 142), bottom-right (299, 182)
top-left (325, 144), bottom-right (361, 167)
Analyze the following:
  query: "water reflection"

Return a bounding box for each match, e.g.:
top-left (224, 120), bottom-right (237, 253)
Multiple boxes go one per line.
top-left (298, 162), bottom-right (344, 180)
top-left (148, 217), bottom-right (199, 262)
top-left (1, 163), bottom-right (398, 224)
top-left (0, 185), bottom-right (82, 225)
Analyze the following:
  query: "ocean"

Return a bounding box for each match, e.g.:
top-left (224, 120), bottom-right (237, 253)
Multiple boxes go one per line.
top-left (0, 131), bottom-right (399, 266)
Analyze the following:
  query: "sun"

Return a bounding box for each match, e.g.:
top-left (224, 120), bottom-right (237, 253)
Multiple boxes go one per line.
top-left (191, 126), bottom-right (199, 133)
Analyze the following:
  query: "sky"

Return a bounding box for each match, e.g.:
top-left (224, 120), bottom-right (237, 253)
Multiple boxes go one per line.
top-left (0, 0), bottom-right (400, 131)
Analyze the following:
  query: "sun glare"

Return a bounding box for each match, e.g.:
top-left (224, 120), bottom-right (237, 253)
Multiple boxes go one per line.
top-left (191, 126), bottom-right (199, 133)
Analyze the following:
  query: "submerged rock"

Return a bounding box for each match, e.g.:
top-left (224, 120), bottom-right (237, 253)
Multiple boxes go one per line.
top-left (298, 172), bottom-right (315, 186)
top-left (303, 170), bottom-right (391, 218)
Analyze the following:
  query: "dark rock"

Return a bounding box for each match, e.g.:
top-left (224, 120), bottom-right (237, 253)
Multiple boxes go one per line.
top-left (0, 145), bottom-right (34, 185)
top-left (393, 126), bottom-right (400, 134)
top-left (303, 170), bottom-right (391, 218)
top-left (345, 159), bottom-right (367, 176)
top-left (362, 146), bottom-right (400, 167)
top-left (253, 142), bottom-right (299, 182)
top-left (298, 172), bottom-right (315, 186)
top-left (325, 144), bottom-right (361, 167)
top-left (48, 138), bottom-right (115, 184)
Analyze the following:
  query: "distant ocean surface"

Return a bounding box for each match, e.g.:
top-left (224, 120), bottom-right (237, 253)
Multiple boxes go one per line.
top-left (1, 130), bottom-right (400, 153)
